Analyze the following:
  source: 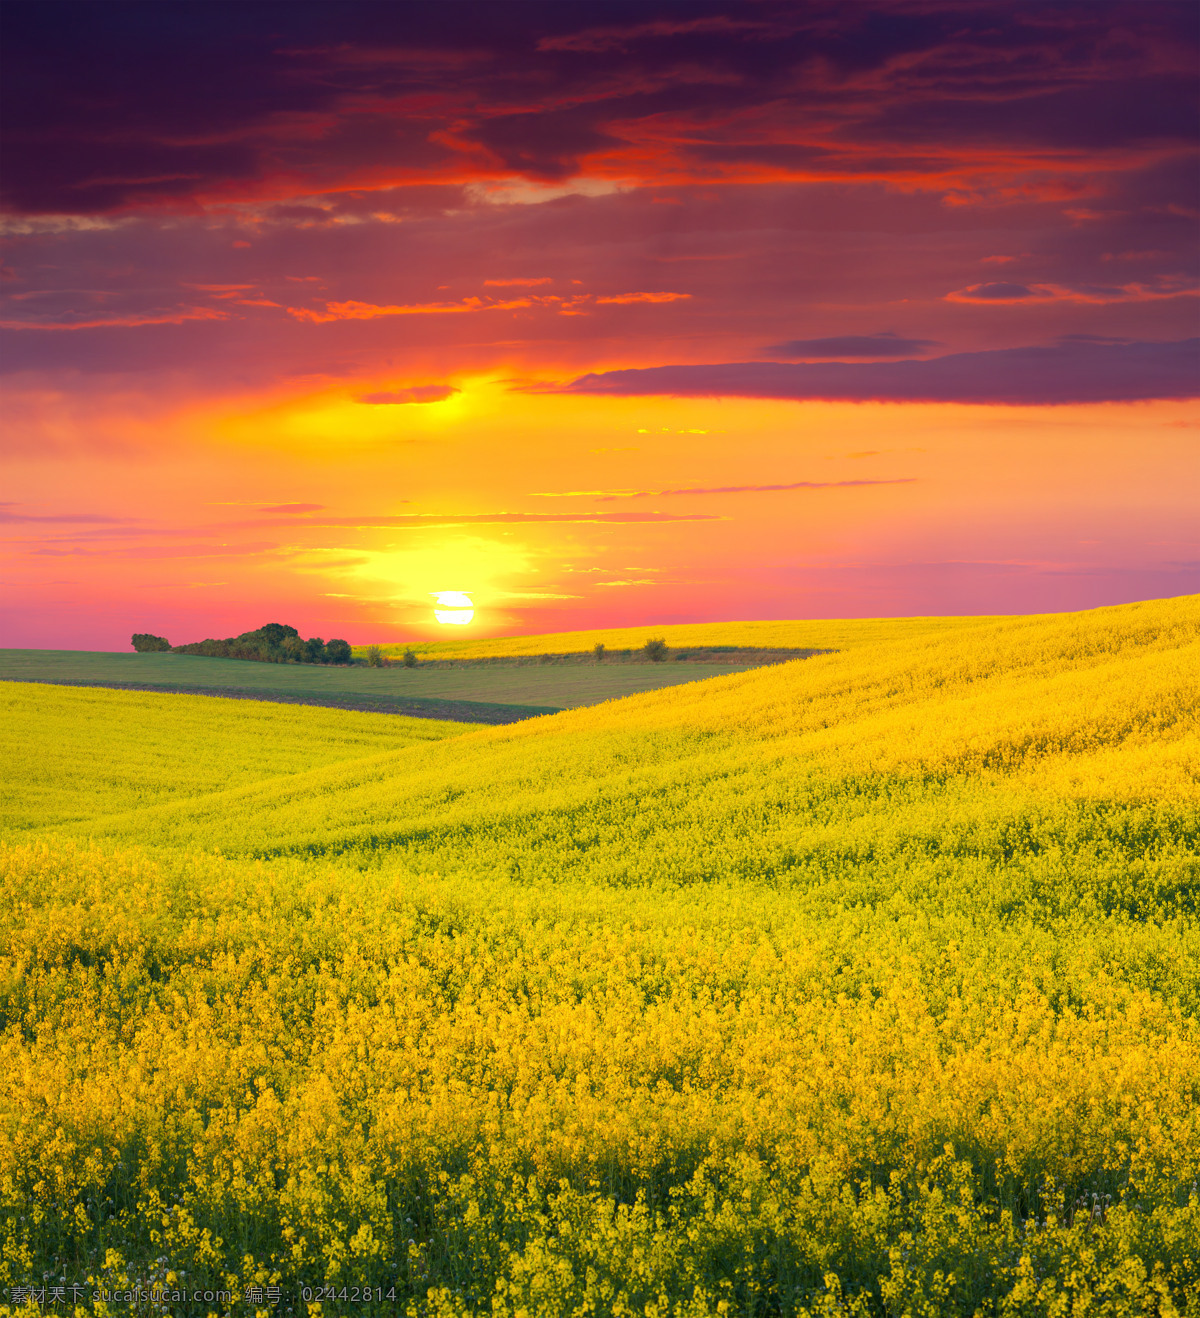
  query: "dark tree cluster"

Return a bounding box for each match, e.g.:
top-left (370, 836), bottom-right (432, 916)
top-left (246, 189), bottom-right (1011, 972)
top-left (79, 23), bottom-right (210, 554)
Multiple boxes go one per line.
top-left (130, 632), bottom-right (171, 652)
top-left (134, 622), bottom-right (352, 665)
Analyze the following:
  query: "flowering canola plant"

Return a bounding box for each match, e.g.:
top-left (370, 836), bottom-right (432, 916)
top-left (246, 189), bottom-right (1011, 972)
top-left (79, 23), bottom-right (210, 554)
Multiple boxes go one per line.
top-left (1, 595), bottom-right (1198, 1315)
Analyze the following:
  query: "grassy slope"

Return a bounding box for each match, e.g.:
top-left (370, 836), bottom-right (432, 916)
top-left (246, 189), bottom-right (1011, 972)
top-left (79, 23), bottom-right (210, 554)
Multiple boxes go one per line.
top-left (3, 594), bottom-right (1198, 1314)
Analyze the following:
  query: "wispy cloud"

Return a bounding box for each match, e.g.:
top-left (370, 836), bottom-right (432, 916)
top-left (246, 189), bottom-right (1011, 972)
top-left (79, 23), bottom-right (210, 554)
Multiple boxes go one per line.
top-left (357, 386), bottom-right (458, 404)
top-left (308, 511), bottom-right (719, 528)
top-left (946, 280), bottom-right (1199, 305)
top-left (0, 307), bottom-right (227, 331)
top-left (613, 480), bottom-right (913, 499)
top-left (30, 541), bottom-right (281, 560)
top-left (287, 298), bottom-right (488, 322)
top-left (185, 283), bottom-right (256, 296)
top-left (0, 506), bottom-right (131, 524)
top-left (287, 291), bottom-right (689, 322)
top-left (594, 291), bottom-right (691, 305)
top-left (532, 479), bottom-right (914, 500)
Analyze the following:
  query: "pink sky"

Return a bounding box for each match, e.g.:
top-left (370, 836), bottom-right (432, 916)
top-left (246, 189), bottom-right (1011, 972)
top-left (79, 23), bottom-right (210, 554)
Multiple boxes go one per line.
top-left (2, 1), bottom-right (1196, 648)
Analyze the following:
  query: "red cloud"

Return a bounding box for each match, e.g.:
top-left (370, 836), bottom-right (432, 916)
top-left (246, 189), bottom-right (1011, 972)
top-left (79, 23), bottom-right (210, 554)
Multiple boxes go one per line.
top-left (286, 291), bottom-right (689, 323)
top-left (594, 291), bottom-right (692, 305)
top-left (946, 280), bottom-right (1199, 305)
top-left (287, 298), bottom-right (486, 322)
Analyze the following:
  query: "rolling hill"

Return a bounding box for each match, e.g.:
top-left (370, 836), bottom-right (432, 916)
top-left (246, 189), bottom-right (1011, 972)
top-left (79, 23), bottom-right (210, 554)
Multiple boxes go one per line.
top-left (1, 595), bottom-right (1196, 1315)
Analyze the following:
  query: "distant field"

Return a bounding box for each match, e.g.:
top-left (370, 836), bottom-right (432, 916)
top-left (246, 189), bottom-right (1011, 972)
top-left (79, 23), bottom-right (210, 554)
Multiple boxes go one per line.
top-left (0, 648), bottom-right (775, 721)
top-left (360, 612), bottom-right (998, 660)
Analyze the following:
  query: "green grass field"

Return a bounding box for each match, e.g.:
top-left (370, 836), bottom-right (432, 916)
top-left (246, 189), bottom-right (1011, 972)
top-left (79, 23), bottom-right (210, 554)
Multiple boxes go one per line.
top-left (0, 649), bottom-right (774, 722)
top-left (2, 596), bottom-right (1197, 1316)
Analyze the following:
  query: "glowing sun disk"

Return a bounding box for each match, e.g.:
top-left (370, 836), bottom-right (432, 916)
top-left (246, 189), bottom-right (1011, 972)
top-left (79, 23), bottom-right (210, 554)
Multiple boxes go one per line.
top-left (433, 590), bottom-right (474, 625)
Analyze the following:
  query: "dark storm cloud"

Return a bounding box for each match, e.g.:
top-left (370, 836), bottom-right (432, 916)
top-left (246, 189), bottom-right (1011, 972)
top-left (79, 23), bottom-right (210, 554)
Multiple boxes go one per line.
top-left (2, 0), bottom-right (1195, 214)
top-left (562, 339), bottom-right (1200, 405)
top-left (766, 333), bottom-right (941, 359)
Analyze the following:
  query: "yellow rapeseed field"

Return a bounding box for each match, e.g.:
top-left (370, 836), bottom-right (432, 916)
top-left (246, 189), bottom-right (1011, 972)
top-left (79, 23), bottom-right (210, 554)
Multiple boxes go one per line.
top-left (2, 596), bottom-right (1198, 1316)
top-left (0, 684), bottom-right (477, 833)
top-left (355, 614), bottom-right (994, 662)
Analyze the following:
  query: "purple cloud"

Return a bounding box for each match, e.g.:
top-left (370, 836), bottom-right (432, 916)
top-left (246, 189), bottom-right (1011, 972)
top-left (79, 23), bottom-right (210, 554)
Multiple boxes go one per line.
top-left (562, 338), bottom-right (1200, 405)
top-left (765, 333), bottom-right (940, 359)
top-left (947, 282), bottom-right (1036, 301)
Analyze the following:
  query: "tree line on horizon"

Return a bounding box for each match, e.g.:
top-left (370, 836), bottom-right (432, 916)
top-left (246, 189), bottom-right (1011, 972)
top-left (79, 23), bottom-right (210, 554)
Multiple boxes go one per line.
top-left (131, 623), bottom-right (351, 665)
top-left (130, 628), bottom-right (678, 667)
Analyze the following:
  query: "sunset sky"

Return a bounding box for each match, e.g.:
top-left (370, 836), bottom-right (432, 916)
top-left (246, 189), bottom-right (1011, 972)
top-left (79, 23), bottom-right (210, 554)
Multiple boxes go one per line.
top-left (2, 0), bottom-right (1197, 648)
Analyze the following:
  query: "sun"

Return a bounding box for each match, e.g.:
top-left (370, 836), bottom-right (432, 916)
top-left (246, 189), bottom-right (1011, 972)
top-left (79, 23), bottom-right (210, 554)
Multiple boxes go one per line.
top-left (432, 590), bottom-right (474, 625)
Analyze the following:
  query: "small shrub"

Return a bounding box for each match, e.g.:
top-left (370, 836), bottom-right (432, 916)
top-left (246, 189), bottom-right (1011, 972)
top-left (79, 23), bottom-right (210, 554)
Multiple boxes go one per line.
top-left (365, 645), bottom-right (385, 668)
top-left (402, 647), bottom-right (418, 668)
top-left (325, 638), bottom-right (352, 664)
top-left (593, 643), bottom-right (606, 662)
top-left (643, 637), bottom-right (669, 662)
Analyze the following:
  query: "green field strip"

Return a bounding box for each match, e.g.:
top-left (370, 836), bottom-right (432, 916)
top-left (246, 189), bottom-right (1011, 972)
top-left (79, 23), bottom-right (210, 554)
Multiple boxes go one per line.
top-left (0, 649), bottom-right (769, 712)
top-left (401, 645), bottom-right (832, 666)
